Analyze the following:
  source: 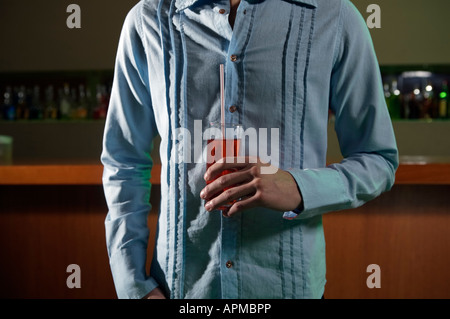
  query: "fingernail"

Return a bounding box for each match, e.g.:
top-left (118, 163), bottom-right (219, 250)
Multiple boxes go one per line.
top-left (200, 190), bottom-right (206, 199)
top-left (204, 173), bottom-right (209, 181)
top-left (205, 202), bottom-right (212, 211)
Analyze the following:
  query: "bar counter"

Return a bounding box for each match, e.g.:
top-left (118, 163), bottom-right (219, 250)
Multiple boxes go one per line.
top-left (0, 158), bottom-right (449, 299)
top-left (1, 159), bottom-right (449, 185)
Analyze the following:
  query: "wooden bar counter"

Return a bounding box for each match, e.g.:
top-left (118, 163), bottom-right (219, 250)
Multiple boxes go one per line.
top-left (1, 161), bottom-right (449, 185)
top-left (0, 163), bottom-right (161, 185)
top-left (0, 160), bottom-right (449, 299)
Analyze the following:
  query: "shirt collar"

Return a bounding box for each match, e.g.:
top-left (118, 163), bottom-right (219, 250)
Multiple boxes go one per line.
top-left (285, 0), bottom-right (317, 7)
top-left (174, 0), bottom-right (198, 11)
top-left (175, 0), bottom-right (317, 12)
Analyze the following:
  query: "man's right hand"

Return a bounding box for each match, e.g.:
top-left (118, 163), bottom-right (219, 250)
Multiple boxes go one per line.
top-left (143, 287), bottom-right (166, 299)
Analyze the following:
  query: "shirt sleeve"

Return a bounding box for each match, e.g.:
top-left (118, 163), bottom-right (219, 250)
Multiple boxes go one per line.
top-left (101, 3), bottom-right (159, 298)
top-left (286, 0), bottom-right (399, 219)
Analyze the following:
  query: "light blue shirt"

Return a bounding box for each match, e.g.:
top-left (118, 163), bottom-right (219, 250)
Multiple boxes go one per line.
top-left (101, 0), bottom-right (398, 299)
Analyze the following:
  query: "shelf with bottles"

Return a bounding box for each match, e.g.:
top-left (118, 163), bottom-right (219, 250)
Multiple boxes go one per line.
top-left (381, 65), bottom-right (450, 121)
top-left (3, 67), bottom-right (450, 123)
top-left (0, 70), bottom-right (113, 122)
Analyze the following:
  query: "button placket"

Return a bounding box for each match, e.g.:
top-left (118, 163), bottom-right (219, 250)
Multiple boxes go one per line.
top-left (220, 212), bottom-right (241, 298)
top-left (224, 2), bottom-right (252, 128)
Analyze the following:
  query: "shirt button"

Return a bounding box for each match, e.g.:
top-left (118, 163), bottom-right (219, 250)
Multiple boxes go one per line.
top-left (219, 8), bottom-right (226, 14)
top-left (230, 55), bottom-right (238, 62)
top-left (229, 105), bottom-right (237, 113)
top-left (225, 260), bottom-right (233, 268)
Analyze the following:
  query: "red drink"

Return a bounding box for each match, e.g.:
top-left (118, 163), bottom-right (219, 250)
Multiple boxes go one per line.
top-left (206, 138), bottom-right (240, 210)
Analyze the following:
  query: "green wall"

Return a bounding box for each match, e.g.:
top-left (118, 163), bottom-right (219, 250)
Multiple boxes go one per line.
top-left (0, 0), bottom-right (449, 72)
top-left (351, 0), bottom-right (450, 65)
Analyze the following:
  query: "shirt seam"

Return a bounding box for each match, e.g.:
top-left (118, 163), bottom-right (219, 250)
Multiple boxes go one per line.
top-left (167, 0), bottom-right (178, 299)
top-left (299, 8), bottom-right (316, 170)
top-left (331, 0), bottom-right (346, 69)
top-left (135, 2), bottom-right (146, 56)
top-left (293, 6), bottom-right (306, 168)
top-left (239, 3), bottom-right (257, 126)
top-left (280, 6), bottom-right (295, 170)
top-left (179, 10), bottom-right (188, 300)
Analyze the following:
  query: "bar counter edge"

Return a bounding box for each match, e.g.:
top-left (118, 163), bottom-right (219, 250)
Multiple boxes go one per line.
top-left (1, 162), bottom-right (450, 185)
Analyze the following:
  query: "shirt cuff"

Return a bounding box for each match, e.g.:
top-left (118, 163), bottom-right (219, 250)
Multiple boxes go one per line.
top-left (284, 167), bottom-right (349, 219)
top-left (283, 210), bottom-right (300, 220)
top-left (109, 246), bottom-right (159, 299)
top-left (283, 171), bottom-right (306, 220)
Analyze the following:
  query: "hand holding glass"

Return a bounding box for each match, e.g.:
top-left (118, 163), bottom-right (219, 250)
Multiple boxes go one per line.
top-left (205, 122), bottom-right (242, 210)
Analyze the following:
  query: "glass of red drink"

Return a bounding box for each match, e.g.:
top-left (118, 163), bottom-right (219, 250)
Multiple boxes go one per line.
top-left (205, 122), bottom-right (243, 210)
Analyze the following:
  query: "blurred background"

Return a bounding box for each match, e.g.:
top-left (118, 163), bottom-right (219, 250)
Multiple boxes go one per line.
top-left (0, 0), bottom-right (449, 298)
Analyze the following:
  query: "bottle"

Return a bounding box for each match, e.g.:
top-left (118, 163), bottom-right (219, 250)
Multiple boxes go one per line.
top-left (408, 85), bottom-right (422, 119)
top-left (383, 82), bottom-right (391, 113)
top-left (70, 86), bottom-right (79, 119)
top-left (423, 81), bottom-right (435, 119)
top-left (44, 85), bottom-right (58, 120)
top-left (29, 85), bottom-right (43, 120)
top-left (0, 89), bottom-right (3, 120)
top-left (93, 84), bottom-right (108, 119)
top-left (59, 83), bottom-right (72, 119)
top-left (16, 86), bottom-right (29, 120)
top-left (2, 86), bottom-right (16, 121)
top-left (388, 80), bottom-right (402, 120)
top-left (439, 81), bottom-right (448, 119)
top-left (384, 82), bottom-right (391, 101)
top-left (86, 86), bottom-right (94, 119)
top-left (76, 84), bottom-right (88, 119)
top-left (401, 89), bottom-right (410, 119)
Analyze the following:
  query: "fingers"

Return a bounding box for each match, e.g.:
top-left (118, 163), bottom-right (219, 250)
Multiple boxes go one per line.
top-left (143, 287), bottom-right (166, 299)
top-left (204, 156), bottom-right (257, 182)
top-left (225, 194), bottom-right (259, 217)
top-left (201, 169), bottom-right (251, 201)
top-left (204, 182), bottom-right (255, 212)
top-left (201, 156), bottom-right (263, 214)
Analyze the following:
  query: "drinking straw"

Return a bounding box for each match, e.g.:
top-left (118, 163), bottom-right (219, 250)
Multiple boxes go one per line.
top-left (220, 64), bottom-right (225, 137)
